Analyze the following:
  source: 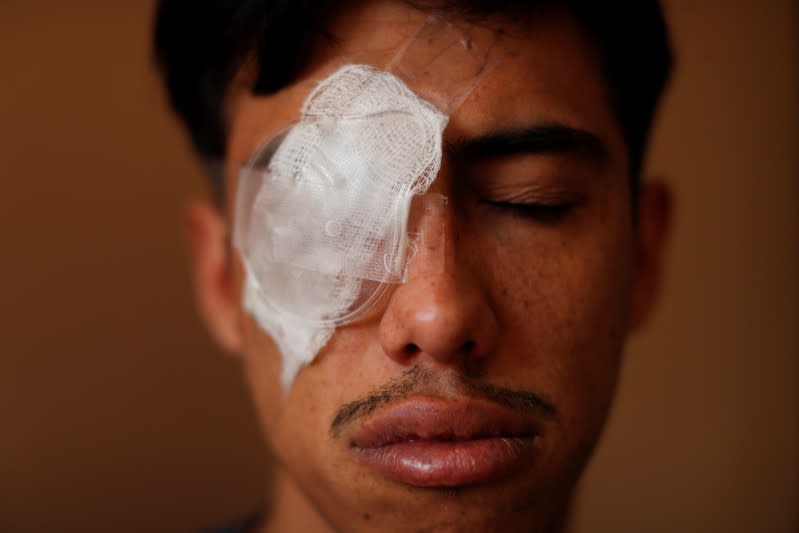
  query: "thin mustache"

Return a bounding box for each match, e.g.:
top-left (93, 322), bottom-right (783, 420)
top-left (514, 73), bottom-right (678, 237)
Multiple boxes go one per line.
top-left (330, 366), bottom-right (557, 437)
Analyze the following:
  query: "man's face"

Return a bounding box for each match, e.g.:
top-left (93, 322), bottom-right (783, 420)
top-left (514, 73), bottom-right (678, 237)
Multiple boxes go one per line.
top-left (192, 2), bottom-right (666, 531)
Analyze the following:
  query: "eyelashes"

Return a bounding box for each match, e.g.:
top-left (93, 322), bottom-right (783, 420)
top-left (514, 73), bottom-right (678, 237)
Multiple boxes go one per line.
top-left (482, 200), bottom-right (580, 223)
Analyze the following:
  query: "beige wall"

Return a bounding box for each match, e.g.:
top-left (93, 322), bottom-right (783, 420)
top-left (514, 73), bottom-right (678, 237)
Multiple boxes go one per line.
top-left (0, 2), bottom-right (796, 532)
top-left (575, 2), bottom-right (798, 532)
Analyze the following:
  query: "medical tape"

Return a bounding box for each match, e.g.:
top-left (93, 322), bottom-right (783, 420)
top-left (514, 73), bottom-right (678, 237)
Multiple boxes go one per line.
top-left (386, 16), bottom-right (502, 114)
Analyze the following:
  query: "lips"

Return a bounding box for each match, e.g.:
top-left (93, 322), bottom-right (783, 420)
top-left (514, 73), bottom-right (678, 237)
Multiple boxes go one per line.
top-left (348, 397), bottom-right (541, 487)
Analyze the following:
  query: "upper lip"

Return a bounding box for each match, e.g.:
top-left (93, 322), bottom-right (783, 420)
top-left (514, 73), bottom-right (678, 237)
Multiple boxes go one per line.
top-left (349, 396), bottom-right (542, 449)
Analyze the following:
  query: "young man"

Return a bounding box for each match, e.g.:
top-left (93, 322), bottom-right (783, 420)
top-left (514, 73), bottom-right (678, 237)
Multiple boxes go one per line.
top-left (154, 1), bottom-right (673, 531)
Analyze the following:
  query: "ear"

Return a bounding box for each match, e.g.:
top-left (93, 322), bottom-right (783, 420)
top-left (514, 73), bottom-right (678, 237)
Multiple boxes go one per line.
top-left (629, 180), bottom-right (673, 332)
top-left (184, 199), bottom-right (243, 355)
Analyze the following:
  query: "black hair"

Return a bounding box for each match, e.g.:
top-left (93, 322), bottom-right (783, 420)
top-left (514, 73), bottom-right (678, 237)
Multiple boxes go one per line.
top-left (154, 0), bottom-right (672, 194)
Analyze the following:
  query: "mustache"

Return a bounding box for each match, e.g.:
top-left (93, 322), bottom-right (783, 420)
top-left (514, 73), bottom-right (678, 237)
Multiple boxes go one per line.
top-left (330, 366), bottom-right (558, 437)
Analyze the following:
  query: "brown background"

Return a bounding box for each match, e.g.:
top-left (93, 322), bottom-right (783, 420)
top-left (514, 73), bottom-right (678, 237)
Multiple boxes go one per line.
top-left (1, 1), bottom-right (796, 532)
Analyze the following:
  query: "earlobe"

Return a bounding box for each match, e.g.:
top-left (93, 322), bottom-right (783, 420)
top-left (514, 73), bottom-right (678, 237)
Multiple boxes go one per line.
top-left (185, 199), bottom-right (244, 355)
top-left (629, 180), bottom-right (673, 332)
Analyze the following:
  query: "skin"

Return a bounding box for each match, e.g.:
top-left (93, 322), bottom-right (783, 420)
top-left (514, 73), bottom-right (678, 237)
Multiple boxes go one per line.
top-left (185, 2), bottom-right (672, 532)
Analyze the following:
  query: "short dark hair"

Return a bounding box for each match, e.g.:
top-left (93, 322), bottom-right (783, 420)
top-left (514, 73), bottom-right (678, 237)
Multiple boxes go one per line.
top-left (154, 0), bottom-right (672, 193)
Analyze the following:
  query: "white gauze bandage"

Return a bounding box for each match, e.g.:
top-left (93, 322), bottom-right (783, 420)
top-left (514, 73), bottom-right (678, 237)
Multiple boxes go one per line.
top-left (235, 65), bottom-right (448, 387)
top-left (234, 17), bottom-right (505, 389)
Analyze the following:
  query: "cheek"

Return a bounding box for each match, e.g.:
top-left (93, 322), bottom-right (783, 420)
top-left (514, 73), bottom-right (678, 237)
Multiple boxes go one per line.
top-left (240, 322), bottom-right (331, 482)
top-left (240, 317), bottom-right (285, 443)
top-left (232, 250), bottom-right (355, 452)
top-left (242, 318), bottom-right (380, 463)
top-left (483, 195), bottom-right (634, 425)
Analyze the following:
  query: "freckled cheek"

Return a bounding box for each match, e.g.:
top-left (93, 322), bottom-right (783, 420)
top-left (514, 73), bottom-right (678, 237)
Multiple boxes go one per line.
top-left (238, 326), bottom-right (334, 455)
top-left (242, 313), bottom-right (385, 463)
top-left (266, 377), bottom-right (338, 471)
top-left (550, 253), bottom-right (630, 426)
top-left (278, 325), bottom-right (377, 430)
top-left (494, 236), bottom-right (630, 391)
top-left (311, 325), bottom-right (375, 383)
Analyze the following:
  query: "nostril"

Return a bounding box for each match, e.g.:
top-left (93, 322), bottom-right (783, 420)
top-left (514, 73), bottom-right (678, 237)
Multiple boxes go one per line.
top-left (403, 343), bottom-right (420, 356)
top-left (462, 340), bottom-right (476, 354)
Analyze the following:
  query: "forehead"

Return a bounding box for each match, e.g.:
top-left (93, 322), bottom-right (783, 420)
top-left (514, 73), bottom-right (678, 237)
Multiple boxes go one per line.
top-left (225, 1), bottom-right (626, 187)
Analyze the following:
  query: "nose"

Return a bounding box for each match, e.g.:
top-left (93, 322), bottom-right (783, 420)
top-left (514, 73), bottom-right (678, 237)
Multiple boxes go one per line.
top-left (378, 198), bottom-right (498, 367)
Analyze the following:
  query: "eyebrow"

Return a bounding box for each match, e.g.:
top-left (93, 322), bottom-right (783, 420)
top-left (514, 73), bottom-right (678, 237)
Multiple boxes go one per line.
top-left (445, 122), bottom-right (610, 164)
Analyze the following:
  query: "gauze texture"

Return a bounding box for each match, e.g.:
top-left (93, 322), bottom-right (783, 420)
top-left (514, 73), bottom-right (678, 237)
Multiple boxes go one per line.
top-left (236, 64), bottom-right (448, 388)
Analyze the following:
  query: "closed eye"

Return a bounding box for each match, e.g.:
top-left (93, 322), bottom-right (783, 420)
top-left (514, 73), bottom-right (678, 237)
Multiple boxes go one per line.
top-left (484, 200), bottom-right (577, 223)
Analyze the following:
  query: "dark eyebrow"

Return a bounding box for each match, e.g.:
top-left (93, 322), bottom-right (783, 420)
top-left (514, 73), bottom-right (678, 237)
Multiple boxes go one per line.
top-left (445, 123), bottom-right (610, 164)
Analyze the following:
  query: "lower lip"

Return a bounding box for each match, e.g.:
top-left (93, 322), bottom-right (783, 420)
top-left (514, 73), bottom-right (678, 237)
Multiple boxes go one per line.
top-left (351, 437), bottom-right (537, 488)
